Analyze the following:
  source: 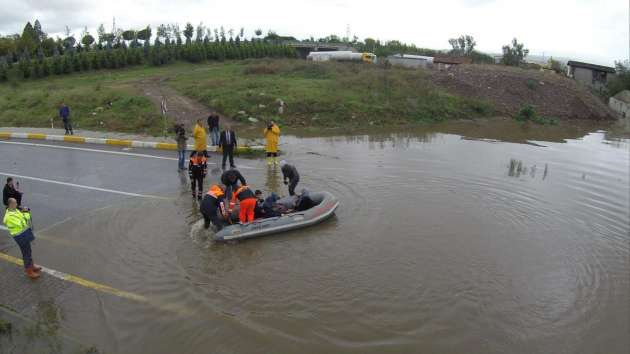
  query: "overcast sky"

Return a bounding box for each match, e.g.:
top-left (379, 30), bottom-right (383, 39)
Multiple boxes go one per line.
top-left (0, 0), bottom-right (627, 65)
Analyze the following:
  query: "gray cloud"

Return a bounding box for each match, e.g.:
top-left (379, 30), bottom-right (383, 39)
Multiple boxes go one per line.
top-left (0, 0), bottom-right (625, 65)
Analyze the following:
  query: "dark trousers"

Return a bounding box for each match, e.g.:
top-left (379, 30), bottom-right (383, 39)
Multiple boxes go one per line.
top-left (177, 149), bottom-right (186, 170)
top-left (288, 177), bottom-right (300, 196)
top-left (63, 118), bottom-right (73, 135)
top-left (13, 229), bottom-right (35, 269)
top-left (222, 146), bottom-right (235, 168)
top-left (191, 176), bottom-right (204, 195)
top-left (203, 212), bottom-right (226, 230)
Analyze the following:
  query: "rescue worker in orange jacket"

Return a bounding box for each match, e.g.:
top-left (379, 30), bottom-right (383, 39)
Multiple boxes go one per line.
top-left (189, 151), bottom-right (208, 200)
top-left (200, 185), bottom-right (229, 230)
top-left (232, 185), bottom-right (257, 224)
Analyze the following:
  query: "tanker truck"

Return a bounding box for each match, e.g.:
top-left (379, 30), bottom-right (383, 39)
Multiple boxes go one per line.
top-left (307, 51), bottom-right (377, 63)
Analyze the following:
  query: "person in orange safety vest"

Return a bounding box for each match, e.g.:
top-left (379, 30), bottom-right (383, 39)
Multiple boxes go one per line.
top-left (231, 185), bottom-right (257, 224)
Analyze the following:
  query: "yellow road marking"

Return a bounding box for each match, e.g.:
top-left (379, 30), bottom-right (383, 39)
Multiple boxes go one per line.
top-left (26, 133), bottom-right (47, 139)
top-left (156, 142), bottom-right (177, 150)
top-left (0, 252), bottom-right (148, 303)
top-left (63, 136), bottom-right (86, 143)
top-left (105, 139), bottom-right (132, 147)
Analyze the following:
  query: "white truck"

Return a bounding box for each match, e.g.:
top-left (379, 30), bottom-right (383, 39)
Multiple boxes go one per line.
top-left (307, 51), bottom-right (377, 63)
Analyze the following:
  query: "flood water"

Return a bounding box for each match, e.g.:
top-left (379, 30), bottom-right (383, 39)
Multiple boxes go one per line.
top-left (24, 121), bottom-right (630, 353)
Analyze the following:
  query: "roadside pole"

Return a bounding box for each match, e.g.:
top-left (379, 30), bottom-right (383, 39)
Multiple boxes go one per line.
top-left (161, 96), bottom-right (168, 138)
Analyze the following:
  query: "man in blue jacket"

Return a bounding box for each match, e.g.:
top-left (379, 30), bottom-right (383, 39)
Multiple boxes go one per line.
top-left (59, 102), bottom-right (73, 135)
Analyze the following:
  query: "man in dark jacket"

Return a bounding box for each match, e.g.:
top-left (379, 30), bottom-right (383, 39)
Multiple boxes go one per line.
top-left (59, 102), bottom-right (73, 135)
top-left (207, 113), bottom-right (220, 146)
top-left (279, 160), bottom-right (300, 196)
top-left (219, 125), bottom-right (237, 169)
top-left (221, 168), bottom-right (247, 201)
top-left (188, 151), bottom-right (208, 200)
top-left (200, 185), bottom-right (228, 230)
top-left (3, 177), bottom-right (22, 207)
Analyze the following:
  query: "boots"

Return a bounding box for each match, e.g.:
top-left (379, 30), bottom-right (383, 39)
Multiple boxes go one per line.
top-left (25, 266), bottom-right (41, 279)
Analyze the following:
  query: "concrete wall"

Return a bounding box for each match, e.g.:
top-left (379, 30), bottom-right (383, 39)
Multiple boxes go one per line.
top-left (573, 67), bottom-right (593, 85)
top-left (609, 97), bottom-right (630, 118)
top-left (572, 67), bottom-right (607, 91)
top-left (387, 57), bottom-right (430, 69)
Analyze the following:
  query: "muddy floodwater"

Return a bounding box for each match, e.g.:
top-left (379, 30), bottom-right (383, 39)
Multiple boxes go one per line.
top-left (8, 121), bottom-right (629, 353)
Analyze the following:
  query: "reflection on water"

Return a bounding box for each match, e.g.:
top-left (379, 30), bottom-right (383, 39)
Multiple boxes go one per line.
top-left (29, 121), bottom-right (630, 354)
top-left (508, 159), bottom-right (549, 180)
top-left (265, 164), bottom-right (281, 195)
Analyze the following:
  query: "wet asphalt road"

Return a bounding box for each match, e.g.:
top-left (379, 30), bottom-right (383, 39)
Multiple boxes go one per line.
top-left (0, 126), bottom-right (628, 354)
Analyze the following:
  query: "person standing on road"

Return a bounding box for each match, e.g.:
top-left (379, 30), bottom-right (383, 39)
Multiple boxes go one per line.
top-left (188, 151), bottom-right (208, 200)
top-left (3, 198), bottom-right (41, 279)
top-left (192, 119), bottom-right (207, 155)
top-left (200, 185), bottom-right (229, 230)
top-left (280, 160), bottom-right (300, 196)
top-left (3, 177), bottom-right (22, 207)
top-left (264, 120), bottom-right (281, 166)
top-left (59, 102), bottom-right (73, 135)
top-left (219, 125), bottom-right (237, 169)
top-left (207, 113), bottom-right (220, 146)
top-left (175, 124), bottom-right (188, 171)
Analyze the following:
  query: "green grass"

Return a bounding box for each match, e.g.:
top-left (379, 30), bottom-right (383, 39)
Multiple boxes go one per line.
top-left (514, 104), bottom-right (558, 125)
top-left (0, 66), bottom-right (170, 135)
top-left (0, 59), bottom-right (495, 134)
top-left (168, 59), bottom-right (494, 127)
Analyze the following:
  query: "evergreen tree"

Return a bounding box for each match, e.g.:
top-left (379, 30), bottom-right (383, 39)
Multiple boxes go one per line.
top-left (52, 47), bottom-right (63, 74)
top-left (80, 52), bottom-right (90, 70)
top-left (18, 49), bottom-right (32, 79)
top-left (0, 57), bottom-right (8, 82)
top-left (33, 20), bottom-right (46, 43)
top-left (32, 60), bottom-right (42, 78)
top-left (62, 54), bottom-right (72, 74)
top-left (72, 54), bottom-right (81, 71)
top-left (41, 58), bottom-right (51, 76)
top-left (91, 51), bottom-right (101, 69)
top-left (184, 23), bottom-right (194, 45)
top-left (19, 22), bottom-right (39, 54)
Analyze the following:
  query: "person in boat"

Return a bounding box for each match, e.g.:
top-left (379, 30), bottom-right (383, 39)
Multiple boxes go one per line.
top-left (200, 185), bottom-right (229, 230)
top-left (295, 190), bottom-right (315, 211)
top-left (254, 190), bottom-right (265, 219)
top-left (279, 160), bottom-right (300, 196)
top-left (231, 185), bottom-right (257, 224)
top-left (221, 168), bottom-right (247, 201)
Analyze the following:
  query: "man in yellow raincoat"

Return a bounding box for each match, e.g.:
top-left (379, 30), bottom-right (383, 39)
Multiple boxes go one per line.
top-left (193, 119), bottom-right (207, 154)
top-left (264, 120), bottom-right (280, 165)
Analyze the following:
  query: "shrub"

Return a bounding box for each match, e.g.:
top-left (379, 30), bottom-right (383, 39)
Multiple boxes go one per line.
top-left (515, 104), bottom-right (536, 121)
top-left (244, 64), bottom-right (277, 75)
top-left (526, 78), bottom-right (537, 90)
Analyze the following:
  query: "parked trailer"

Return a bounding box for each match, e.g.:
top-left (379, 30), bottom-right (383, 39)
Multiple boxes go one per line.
top-left (307, 51), bottom-right (377, 63)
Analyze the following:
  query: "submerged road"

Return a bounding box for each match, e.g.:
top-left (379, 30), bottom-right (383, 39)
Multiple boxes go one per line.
top-left (0, 139), bottom-right (267, 352)
top-left (1, 129), bottom-right (628, 354)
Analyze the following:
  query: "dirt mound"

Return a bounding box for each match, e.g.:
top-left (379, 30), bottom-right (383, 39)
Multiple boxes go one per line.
top-left (430, 65), bottom-right (614, 120)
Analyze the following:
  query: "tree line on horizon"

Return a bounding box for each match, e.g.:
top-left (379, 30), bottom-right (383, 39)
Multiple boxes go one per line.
top-left (0, 20), bottom-right (298, 81)
top-left (0, 19), bottom-right (539, 82)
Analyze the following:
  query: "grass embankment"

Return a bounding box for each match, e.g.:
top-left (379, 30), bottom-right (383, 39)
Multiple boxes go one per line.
top-left (169, 59), bottom-right (493, 127)
top-left (0, 60), bottom-right (494, 135)
top-left (0, 69), bottom-right (167, 135)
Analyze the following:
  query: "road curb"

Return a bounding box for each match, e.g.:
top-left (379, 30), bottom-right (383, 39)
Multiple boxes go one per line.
top-left (0, 132), bottom-right (263, 152)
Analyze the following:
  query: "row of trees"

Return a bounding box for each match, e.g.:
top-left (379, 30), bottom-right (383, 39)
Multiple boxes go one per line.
top-left (0, 20), bottom-right (297, 81)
